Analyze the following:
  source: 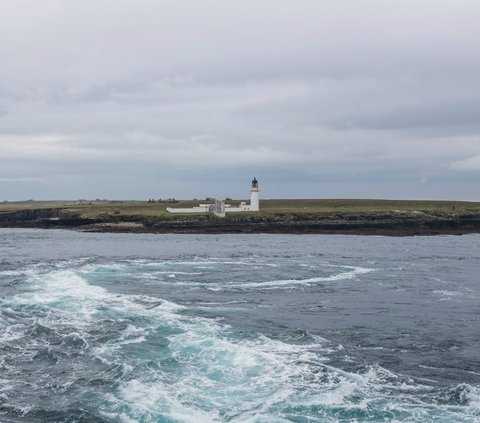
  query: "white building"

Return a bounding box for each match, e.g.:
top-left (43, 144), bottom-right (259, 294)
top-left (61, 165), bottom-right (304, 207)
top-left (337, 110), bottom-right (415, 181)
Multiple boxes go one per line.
top-left (166, 177), bottom-right (260, 215)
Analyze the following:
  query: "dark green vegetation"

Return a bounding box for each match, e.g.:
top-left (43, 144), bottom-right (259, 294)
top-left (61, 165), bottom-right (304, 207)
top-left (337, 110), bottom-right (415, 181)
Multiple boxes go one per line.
top-left (1, 199), bottom-right (480, 235)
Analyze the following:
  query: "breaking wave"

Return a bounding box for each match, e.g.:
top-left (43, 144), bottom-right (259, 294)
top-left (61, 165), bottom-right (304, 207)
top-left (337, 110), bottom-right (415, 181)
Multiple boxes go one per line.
top-left (1, 258), bottom-right (479, 422)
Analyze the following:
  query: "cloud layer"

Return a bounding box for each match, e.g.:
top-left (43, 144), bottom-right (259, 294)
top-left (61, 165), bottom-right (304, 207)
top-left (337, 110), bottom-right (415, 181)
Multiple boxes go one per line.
top-left (1, 0), bottom-right (479, 200)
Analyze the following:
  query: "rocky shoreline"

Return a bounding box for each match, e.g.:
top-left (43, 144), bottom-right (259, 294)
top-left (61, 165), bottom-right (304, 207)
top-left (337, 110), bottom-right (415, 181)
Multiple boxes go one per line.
top-left (1, 207), bottom-right (480, 236)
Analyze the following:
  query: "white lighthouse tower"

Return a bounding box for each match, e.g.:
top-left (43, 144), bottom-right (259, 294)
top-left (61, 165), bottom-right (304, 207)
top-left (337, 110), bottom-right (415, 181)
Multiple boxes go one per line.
top-left (250, 177), bottom-right (260, 211)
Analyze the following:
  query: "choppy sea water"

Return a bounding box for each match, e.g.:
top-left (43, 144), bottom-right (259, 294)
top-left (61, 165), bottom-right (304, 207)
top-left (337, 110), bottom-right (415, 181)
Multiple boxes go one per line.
top-left (0, 229), bottom-right (479, 422)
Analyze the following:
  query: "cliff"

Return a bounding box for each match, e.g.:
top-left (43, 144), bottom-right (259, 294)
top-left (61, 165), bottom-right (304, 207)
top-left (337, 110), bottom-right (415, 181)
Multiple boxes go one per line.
top-left (1, 206), bottom-right (480, 236)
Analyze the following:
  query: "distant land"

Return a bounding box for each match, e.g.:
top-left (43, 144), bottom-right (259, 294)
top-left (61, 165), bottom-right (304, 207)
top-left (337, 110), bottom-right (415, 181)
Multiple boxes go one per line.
top-left (1, 199), bottom-right (480, 236)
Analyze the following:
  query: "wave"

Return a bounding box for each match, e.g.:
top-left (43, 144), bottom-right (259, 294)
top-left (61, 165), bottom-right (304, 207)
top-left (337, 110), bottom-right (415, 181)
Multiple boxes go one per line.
top-left (73, 259), bottom-right (375, 292)
top-left (1, 261), bottom-right (478, 422)
top-left (229, 266), bottom-right (375, 289)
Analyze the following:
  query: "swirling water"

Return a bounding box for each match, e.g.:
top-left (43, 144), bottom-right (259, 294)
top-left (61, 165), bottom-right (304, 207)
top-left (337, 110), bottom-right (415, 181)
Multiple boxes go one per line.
top-left (0, 229), bottom-right (479, 422)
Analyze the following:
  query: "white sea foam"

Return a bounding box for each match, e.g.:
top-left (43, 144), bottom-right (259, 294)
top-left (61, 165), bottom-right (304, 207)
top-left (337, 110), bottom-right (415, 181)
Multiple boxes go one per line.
top-left (433, 290), bottom-right (463, 297)
top-left (3, 259), bottom-right (478, 422)
top-left (80, 263), bottom-right (129, 273)
top-left (143, 265), bottom-right (376, 291)
top-left (28, 269), bottom-right (331, 420)
top-left (0, 269), bottom-right (25, 277)
top-left (100, 305), bottom-right (382, 422)
top-left (468, 386), bottom-right (480, 408)
top-left (152, 271), bottom-right (203, 275)
top-left (229, 266), bottom-right (375, 289)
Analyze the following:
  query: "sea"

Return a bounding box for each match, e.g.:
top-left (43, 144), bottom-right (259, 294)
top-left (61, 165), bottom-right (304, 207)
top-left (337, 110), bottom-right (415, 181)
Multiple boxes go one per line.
top-left (0, 229), bottom-right (479, 422)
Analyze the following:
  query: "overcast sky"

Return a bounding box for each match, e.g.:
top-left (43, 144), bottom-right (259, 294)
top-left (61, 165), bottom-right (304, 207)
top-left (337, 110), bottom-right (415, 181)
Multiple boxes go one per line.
top-left (1, 0), bottom-right (479, 200)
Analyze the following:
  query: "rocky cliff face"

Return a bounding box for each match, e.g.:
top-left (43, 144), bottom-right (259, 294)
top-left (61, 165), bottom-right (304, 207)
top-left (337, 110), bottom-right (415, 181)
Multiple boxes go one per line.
top-left (0, 209), bottom-right (95, 227)
top-left (1, 208), bottom-right (480, 235)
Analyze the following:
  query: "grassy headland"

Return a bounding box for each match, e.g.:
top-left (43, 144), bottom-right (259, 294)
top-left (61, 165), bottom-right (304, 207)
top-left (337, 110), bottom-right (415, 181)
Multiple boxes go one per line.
top-left (1, 199), bottom-right (480, 235)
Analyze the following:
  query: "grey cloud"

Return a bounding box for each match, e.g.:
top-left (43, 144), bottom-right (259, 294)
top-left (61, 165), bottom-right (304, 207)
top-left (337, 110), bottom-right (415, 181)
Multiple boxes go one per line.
top-left (451, 154), bottom-right (480, 171)
top-left (0, 0), bottom-right (479, 200)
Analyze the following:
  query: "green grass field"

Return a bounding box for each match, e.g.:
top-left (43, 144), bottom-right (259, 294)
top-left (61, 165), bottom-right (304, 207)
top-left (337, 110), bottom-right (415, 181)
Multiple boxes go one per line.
top-left (1, 198), bottom-right (480, 219)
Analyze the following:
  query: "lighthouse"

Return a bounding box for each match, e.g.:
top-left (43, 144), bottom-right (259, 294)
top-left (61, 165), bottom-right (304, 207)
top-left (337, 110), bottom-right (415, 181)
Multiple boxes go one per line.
top-left (167, 178), bottom-right (260, 214)
top-left (250, 177), bottom-right (260, 211)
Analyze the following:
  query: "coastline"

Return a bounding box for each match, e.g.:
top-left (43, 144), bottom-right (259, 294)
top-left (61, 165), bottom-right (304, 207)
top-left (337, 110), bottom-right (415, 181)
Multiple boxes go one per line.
top-left (1, 209), bottom-right (480, 236)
